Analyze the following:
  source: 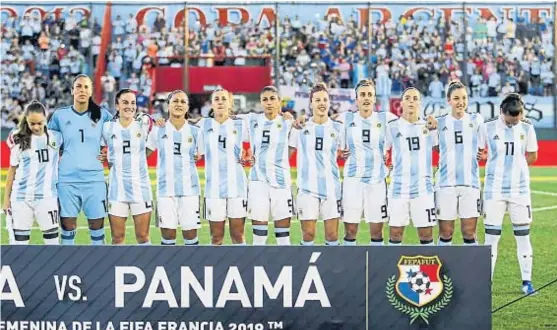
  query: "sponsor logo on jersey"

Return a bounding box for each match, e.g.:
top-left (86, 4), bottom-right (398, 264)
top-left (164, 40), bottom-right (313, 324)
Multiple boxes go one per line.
top-left (386, 255), bottom-right (453, 325)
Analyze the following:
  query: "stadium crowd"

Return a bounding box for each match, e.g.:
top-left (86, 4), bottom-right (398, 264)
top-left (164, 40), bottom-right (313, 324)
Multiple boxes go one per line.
top-left (1, 8), bottom-right (554, 128)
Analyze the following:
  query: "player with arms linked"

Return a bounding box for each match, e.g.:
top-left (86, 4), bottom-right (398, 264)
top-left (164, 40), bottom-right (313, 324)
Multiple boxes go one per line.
top-left (385, 87), bottom-right (438, 246)
top-left (3, 101), bottom-right (63, 244)
top-left (146, 90), bottom-right (201, 246)
top-left (435, 81), bottom-right (484, 246)
top-left (480, 93), bottom-right (538, 295)
top-left (340, 79), bottom-right (397, 246)
top-left (198, 88), bottom-right (252, 245)
top-left (47, 74), bottom-right (112, 245)
top-left (289, 83), bottom-right (344, 246)
top-left (102, 89), bottom-right (153, 245)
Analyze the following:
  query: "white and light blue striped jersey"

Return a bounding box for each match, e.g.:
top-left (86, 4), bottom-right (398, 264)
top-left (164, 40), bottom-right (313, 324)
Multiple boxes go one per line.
top-left (341, 111), bottom-right (398, 184)
top-left (9, 130), bottom-right (63, 201)
top-left (198, 118), bottom-right (249, 199)
top-left (241, 113), bottom-right (292, 189)
top-left (435, 112), bottom-right (484, 189)
top-left (102, 119), bottom-right (152, 203)
top-left (288, 119), bottom-right (344, 200)
top-left (480, 117), bottom-right (538, 200)
top-left (385, 117), bottom-right (438, 199)
top-left (146, 123), bottom-right (200, 198)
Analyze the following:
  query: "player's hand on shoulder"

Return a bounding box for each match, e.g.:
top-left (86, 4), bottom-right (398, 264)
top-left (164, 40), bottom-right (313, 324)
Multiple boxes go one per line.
top-left (281, 111), bottom-right (294, 121)
top-left (188, 117), bottom-right (202, 125)
top-left (293, 114), bottom-right (307, 129)
top-left (154, 117), bottom-right (166, 127)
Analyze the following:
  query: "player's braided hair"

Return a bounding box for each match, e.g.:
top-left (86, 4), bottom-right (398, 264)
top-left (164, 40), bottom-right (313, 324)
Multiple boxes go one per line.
top-left (166, 90), bottom-right (189, 119)
top-left (500, 93), bottom-right (524, 117)
top-left (14, 101), bottom-right (50, 151)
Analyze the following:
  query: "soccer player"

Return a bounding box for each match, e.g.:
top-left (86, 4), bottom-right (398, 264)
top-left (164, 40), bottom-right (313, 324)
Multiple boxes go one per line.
top-left (480, 93), bottom-right (538, 295)
top-left (340, 79), bottom-right (398, 246)
top-left (3, 101), bottom-right (63, 244)
top-left (102, 89), bottom-right (153, 245)
top-left (146, 90), bottom-right (201, 246)
top-left (198, 88), bottom-right (251, 245)
top-left (385, 87), bottom-right (438, 246)
top-left (288, 83), bottom-right (344, 246)
top-left (242, 86), bottom-right (294, 245)
top-left (48, 74), bottom-right (112, 245)
top-left (435, 81), bottom-right (484, 246)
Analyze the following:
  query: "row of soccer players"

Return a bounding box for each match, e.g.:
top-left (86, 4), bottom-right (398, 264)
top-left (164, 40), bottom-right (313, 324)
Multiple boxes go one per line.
top-left (3, 76), bottom-right (538, 294)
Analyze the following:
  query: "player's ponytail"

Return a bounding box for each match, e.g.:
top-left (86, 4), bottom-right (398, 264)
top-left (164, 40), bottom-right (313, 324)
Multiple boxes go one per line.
top-left (14, 101), bottom-right (48, 151)
top-left (87, 97), bottom-right (101, 123)
top-left (500, 93), bottom-right (524, 117)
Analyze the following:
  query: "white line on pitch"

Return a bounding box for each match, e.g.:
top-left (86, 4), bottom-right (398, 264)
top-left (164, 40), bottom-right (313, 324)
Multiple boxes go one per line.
top-left (532, 190), bottom-right (557, 197)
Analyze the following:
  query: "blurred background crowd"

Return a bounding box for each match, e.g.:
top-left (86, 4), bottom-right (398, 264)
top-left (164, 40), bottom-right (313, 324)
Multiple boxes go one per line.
top-left (1, 4), bottom-right (555, 128)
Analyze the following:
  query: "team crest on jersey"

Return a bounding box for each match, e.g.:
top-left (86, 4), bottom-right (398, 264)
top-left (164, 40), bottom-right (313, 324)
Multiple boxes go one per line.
top-left (137, 133), bottom-right (142, 138)
top-left (233, 130), bottom-right (237, 135)
top-left (277, 123), bottom-right (282, 129)
top-left (469, 123), bottom-right (474, 128)
top-left (386, 255), bottom-right (453, 325)
top-left (494, 135), bottom-right (499, 140)
top-left (422, 128), bottom-right (428, 135)
top-left (331, 132), bottom-right (336, 138)
top-left (377, 123), bottom-right (382, 128)
top-left (49, 141), bottom-right (57, 148)
top-left (520, 134), bottom-right (525, 140)
top-left (188, 137), bottom-right (193, 143)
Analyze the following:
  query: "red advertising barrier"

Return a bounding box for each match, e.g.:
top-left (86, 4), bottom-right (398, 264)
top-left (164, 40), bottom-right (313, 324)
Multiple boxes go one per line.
top-left (2, 141), bottom-right (557, 168)
top-left (154, 65), bottom-right (272, 94)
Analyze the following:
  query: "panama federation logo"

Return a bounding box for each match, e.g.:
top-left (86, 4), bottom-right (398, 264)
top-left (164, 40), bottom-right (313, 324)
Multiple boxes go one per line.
top-left (386, 255), bottom-right (453, 325)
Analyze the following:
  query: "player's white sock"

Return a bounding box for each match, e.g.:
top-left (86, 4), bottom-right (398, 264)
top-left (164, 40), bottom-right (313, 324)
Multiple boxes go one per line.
top-left (370, 238), bottom-right (384, 246)
top-left (420, 239), bottom-right (435, 246)
top-left (343, 238), bottom-right (357, 246)
top-left (43, 228), bottom-right (59, 245)
top-left (325, 240), bottom-right (339, 246)
top-left (484, 225), bottom-right (502, 280)
top-left (274, 228), bottom-right (290, 245)
top-left (514, 225), bottom-right (533, 281)
top-left (438, 237), bottom-right (453, 246)
top-left (252, 225), bottom-right (268, 245)
top-left (388, 239), bottom-right (402, 246)
top-left (61, 229), bottom-right (76, 245)
top-left (13, 230), bottom-right (30, 245)
top-left (301, 240), bottom-right (314, 246)
top-left (185, 237), bottom-right (199, 246)
top-left (89, 228), bottom-right (105, 245)
top-left (161, 238), bottom-right (176, 245)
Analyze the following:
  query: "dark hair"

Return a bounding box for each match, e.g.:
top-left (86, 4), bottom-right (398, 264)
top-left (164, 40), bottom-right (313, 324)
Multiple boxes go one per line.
top-left (260, 85), bottom-right (279, 96)
top-left (446, 81), bottom-right (467, 99)
top-left (401, 86), bottom-right (420, 99)
top-left (309, 82), bottom-right (329, 105)
top-left (13, 101), bottom-right (49, 151)
top-left (72, 74), bottom-right (101, 123)
top-left (113, 88), bottom-right (137, 119)
top-left (355, 79), bottom-right (376, 98)
top-left (500, 93), bottom-right (524, 117)
top-left (166, 90), bottom-right (189, 119)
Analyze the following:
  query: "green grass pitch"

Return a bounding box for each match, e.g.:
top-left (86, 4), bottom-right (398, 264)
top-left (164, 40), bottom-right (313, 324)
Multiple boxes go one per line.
top-left (1, 167), bottom-right (557, 329)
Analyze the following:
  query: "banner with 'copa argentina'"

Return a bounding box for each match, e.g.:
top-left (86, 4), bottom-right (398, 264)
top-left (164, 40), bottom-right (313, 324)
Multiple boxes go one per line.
top-left (1, 246), bottom-right (490, 330)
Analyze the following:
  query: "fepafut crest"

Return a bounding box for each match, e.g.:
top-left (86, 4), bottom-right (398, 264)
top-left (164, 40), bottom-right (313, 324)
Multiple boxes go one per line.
top-left (386, 255), bottom-right (453, 325)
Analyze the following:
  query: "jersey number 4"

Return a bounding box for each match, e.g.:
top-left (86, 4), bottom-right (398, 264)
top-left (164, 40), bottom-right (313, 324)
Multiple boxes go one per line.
top-left (219, 135), bottom-right (227, 149)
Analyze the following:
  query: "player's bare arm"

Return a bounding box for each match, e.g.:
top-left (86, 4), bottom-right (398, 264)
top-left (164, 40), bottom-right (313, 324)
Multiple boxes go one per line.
top-left (526, 151), bottom-right (538, 165)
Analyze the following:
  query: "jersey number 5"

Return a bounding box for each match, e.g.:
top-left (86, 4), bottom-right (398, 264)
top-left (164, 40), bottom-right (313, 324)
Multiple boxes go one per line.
top-left (262, 130), bottom-right (270, 144)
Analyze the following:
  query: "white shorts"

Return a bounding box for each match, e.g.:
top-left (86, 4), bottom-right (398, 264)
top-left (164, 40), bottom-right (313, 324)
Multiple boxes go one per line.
top-left (248, 181), bottom-right (294, 222)
top-left (157, 196), bottom-right (201, 230)
top-left (109, 200), bottom-right (153, 217)
top-left (296, 191), bottom-right (341, 221)
top-left (388, 194), bottom-right (437, 228)
top-left (204, 197), bottom-right (247, 222)
top-left (11, 198), bottom-right (59, 231)
top-left (483, 195), bottom-right (532, 226)
top-left (435, 187), bottom-right (481, 220)
top-left (343, 178), bottom-right (388, 224)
